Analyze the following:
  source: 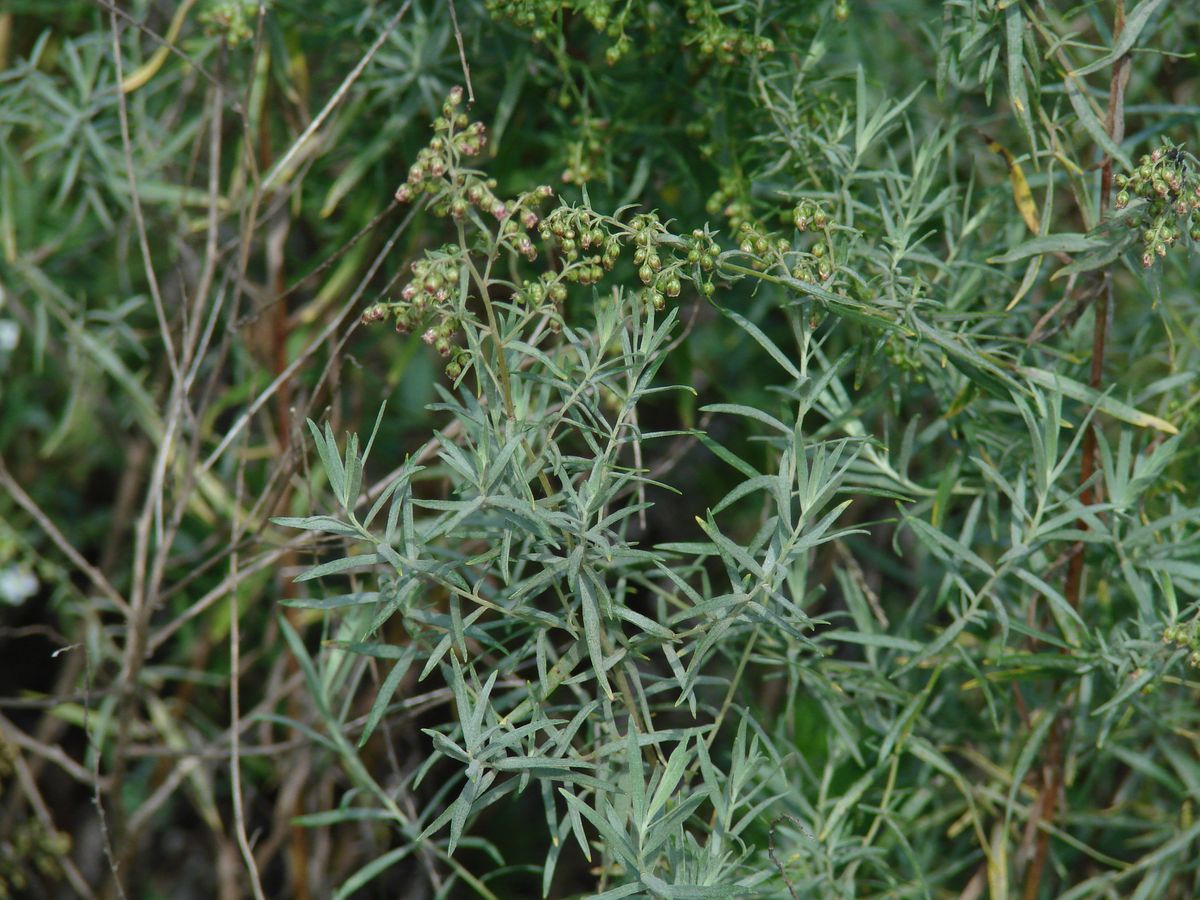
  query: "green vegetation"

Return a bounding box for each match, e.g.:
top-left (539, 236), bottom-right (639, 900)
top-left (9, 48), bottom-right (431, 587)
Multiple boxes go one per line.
top-left (2, 1), bottom-right (1199, 897)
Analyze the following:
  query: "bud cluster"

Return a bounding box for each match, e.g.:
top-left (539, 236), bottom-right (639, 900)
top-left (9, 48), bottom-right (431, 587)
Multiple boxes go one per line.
top-left (0, 813), bottom-right (71, 894)
top-left (484, 0), bottom-right (554, 29)
top-left (789, 200), bottom-right (838, 283)
top-left (683, 0), bottom-right (774, 65)
top-left (883, 334), bottom-right (926, 381)
top-left (561, 117), bottom-right (609, 184)
top-left (537, 208), bottom-right (719, 311)
top-left (486, 0), bottom-right (770, 72)
top-left (514, 274), bottom-right (569, 312)
top-left (792, 199), bottom-right (830, 232)
top-left (361, 247), bottom-right (466, 366)
top-left (485, 0), bottom-right (637, 65)
top-left (369, 88), bottom-right (743, 374)
top-left (1163, 621), bottom-right (1200, 669)
top-left (630, 214), bottom-right (679, 309)
top-left (540, 205), bottom-right (621, 285)
top-left (199, 0), bottom-right (257, 45)
top-left (706, 175), bottom-right (753, 232)
top-left (717, 199), bottom-right (843, 287)
top-left (683, 229), bottom-right (720, 298)
top-left (1113, 141), bottom-right (1200, 268)
top-left (497, 186), bottom-right (555, 263)
top-left (737, 221), bottom-right (785, 265)
top-left (393, 88), bottom-right (503, 221)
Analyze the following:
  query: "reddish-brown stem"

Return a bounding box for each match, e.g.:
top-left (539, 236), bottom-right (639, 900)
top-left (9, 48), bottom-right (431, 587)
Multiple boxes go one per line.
top-left (1024, 4), bottom-right (1130, 897)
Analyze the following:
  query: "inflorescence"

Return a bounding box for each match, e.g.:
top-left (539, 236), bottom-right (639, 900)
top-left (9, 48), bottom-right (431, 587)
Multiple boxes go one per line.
top-left (1114, 141), bottom-right (1200, 268)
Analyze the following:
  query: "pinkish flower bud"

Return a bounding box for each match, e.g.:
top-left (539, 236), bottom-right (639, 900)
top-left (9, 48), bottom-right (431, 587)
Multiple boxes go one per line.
top-left (422, 328), bottom-right (437, 345)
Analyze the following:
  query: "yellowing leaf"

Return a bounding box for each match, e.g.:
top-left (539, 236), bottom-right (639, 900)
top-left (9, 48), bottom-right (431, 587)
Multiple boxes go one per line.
top-left (981, 132), bottom-right (1040, 234)
top-left (121, 0), bottom-right (197, 94)
top-left (1018, 366), bottom-right (1179, 434)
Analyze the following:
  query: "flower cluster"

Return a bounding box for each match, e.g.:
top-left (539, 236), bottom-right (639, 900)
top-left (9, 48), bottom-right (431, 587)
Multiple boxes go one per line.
top-left (513, 275), bottom-right (569, 314)
top-left (560, 117), bottom-right (610, 184)
top-left (0, 812), bottom-right (70, 896)
top-left (199, 0), bottom-right (261, 45)
top-left (1163, 621), bottom-right (1200, 669)
top-left (736, 221), bottom-right (787, 267)
top-left (361, 246), bottom-right (466, 364)
top-left (540, 205), bottom-right (620, 284)
top-left (715, 199), bottom-right (844, 287)
top-left (683, 229), bottom-right (720, 298)
top-left (371, 90), bottom-right (569, 376)
top-left (792, 199), bottom-right (829, 232)
top-left (484, 0), bottom-right (642, 64)
top-left (499, 193), bottom-right (553, 263)
top-left (629, 214), bottom-right (720, 310)
top-left (790, 199), bottom-right (841, 282)
top-left (683, 0), bottom-right (775, 64)
top-left (537, 207), bottom-right (719, 310)
top-left (706, 174), bottom-right (754, 231)
top-left (368, 87), bottom-right (738, 373)
top-left (1114, 141), bottom-right (1200, 268)
top-left (486, 0), bottom-right (771, 69)
top-left (393, 88), bottom-right (500, 219)
top-left (883, 333), bottom-right (926, 381)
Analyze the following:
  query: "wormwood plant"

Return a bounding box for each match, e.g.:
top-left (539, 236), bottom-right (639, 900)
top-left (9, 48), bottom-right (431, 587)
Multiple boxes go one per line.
top-left (282, 63), bottom-right (1200, 897)
top-left (275, 91), bottom-right (853, 896)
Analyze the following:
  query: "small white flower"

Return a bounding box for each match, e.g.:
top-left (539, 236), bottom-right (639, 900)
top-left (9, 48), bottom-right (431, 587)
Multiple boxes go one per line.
top-left (0, 320), bottom-right (18, 354)
top-left (0, 565), bottom-right (38, 606)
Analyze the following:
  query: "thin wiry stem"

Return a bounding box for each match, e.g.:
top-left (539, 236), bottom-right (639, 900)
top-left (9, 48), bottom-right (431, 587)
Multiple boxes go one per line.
top-left (230, 434), bottom-right (268, 900)
top-left (259, 2), bottom-right (413, 193)
top-left (448, 0), bottom-right (475, 104)
top-left (0, 459), bottom-right (130, 617)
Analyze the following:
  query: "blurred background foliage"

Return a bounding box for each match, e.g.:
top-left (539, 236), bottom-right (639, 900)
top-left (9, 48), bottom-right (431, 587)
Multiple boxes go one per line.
top-left (1, 0), bottom-right (1199, 897)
